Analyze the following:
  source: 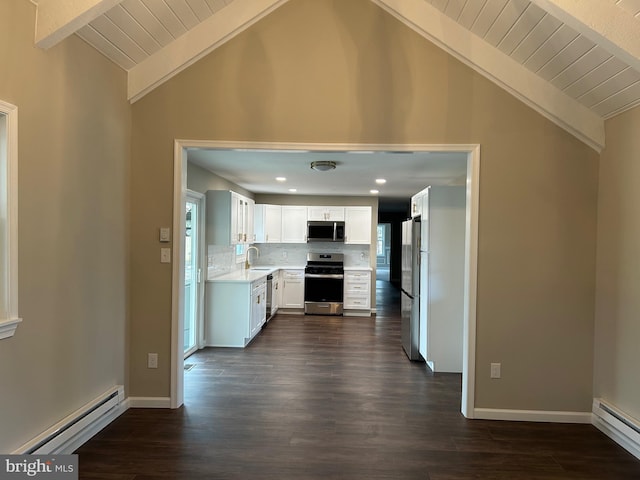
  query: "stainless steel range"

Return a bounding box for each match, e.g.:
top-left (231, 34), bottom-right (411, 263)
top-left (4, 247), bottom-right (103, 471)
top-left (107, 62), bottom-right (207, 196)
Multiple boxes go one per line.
top-left (304, 253), bottom-right (344, 315)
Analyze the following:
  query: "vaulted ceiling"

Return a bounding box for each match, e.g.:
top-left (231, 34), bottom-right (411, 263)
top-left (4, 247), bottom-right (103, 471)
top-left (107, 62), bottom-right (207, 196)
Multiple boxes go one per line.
top-left (31, 0), bottom-right (640, 152)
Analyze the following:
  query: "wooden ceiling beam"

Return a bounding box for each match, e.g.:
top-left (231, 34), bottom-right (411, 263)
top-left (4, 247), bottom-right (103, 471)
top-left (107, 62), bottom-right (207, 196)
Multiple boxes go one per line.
top-left (35, 0), bottom-right (124, 49)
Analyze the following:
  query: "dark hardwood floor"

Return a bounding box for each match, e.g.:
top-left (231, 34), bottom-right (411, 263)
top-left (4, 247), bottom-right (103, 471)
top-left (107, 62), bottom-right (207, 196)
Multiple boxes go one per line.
top-left (76, 279), bottom-right (640, 479)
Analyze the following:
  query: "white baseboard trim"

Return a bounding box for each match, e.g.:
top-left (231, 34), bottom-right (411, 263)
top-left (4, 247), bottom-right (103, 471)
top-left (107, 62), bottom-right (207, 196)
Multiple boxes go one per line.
top-left (592, 398), bottom-right (640, 460)
top-left (473, 407), bottom-right (592, 424)
top-left (128, 396), bottom-right (172, 408)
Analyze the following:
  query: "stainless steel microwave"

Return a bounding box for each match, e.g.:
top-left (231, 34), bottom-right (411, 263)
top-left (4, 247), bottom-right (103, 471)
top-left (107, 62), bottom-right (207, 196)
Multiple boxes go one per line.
top-left (307, 221), bottom-right (345, 242)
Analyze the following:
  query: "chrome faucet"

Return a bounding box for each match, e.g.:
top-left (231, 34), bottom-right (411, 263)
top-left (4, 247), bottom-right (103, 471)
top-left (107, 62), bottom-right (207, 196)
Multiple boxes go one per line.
top-left (245, 246), bottom-right (260, 270)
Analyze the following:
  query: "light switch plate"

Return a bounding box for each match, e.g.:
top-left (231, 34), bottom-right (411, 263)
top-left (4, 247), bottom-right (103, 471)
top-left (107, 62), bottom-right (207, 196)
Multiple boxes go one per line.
top-left (160, 248), bottom-right (171, 263)
top-left (159, 227), bottom-right (171, 242)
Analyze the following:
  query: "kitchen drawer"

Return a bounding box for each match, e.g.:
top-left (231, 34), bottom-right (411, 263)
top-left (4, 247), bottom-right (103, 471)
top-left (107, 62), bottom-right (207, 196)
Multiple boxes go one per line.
top-left (344, 294), bottom-right (370, 309)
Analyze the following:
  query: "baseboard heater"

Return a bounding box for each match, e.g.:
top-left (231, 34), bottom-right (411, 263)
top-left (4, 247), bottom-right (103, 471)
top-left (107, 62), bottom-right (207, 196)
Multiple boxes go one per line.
top-left (592, 398), bottom-right (640, 460)
top-left (16, 385), bottom-right (126, 455)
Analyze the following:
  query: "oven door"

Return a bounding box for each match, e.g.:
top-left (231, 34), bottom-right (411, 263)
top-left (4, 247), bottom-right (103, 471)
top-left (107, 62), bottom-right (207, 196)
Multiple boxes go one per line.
top-left (304, 273), bottom-right (344, 315)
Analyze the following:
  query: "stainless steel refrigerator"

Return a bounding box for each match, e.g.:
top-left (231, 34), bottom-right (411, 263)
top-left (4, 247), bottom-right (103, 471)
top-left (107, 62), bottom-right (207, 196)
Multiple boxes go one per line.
top-left (401, 217), bottom-right (422, 360)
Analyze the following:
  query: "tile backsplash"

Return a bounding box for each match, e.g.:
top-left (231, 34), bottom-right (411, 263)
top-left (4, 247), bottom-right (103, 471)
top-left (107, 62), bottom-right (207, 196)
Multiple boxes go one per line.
top-left (207, 243), bottom-right (370, 279)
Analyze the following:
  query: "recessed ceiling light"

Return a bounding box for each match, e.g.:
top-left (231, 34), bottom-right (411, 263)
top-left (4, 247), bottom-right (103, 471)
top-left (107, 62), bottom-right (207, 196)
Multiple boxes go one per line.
top-left (370, 189), bottom-right (379, 194)
top-left (276, 177), bottom-right (286, 182)
top-left (375, 178), bottom-right (387, 185)
top-left (288, 188), bottom-right (297, 193)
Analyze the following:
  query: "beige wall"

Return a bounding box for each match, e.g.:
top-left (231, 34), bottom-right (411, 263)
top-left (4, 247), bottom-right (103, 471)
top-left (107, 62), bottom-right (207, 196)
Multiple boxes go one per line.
top-left (0, 2), bottom-right (130, 452)
top-left (130, 0), bottom-right (599, 411)
top-left (594, 106), bottom-right (640, 421)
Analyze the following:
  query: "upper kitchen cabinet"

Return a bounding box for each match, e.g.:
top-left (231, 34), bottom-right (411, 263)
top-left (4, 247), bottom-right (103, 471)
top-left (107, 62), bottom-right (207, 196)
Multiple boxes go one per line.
top-left (345, 207), bottom-right (372, 244)
top-left (254, 204), bottom-right (282, 243)
top-left (206, 190), bottom-right (254, 246)
top-left (411, 187), bottom-right (429, 218)
top-left (281, 206), bottom-right (308, 243)
top-left (307, 206), bottom-right (345, 221)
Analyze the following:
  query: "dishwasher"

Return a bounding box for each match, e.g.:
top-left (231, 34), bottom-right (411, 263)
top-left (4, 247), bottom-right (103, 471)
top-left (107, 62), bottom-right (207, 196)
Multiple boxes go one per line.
top-left (265, 274), bottom-right (274, 323)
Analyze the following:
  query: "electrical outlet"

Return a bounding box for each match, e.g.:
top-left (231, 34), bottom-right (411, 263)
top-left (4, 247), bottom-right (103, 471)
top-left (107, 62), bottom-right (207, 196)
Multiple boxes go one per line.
top-left (148, 353), bottom-right (158, 369)
top-left (490, 363), bottom-right (501, 379)
top-left (282, 251), bottom-right (287, 259)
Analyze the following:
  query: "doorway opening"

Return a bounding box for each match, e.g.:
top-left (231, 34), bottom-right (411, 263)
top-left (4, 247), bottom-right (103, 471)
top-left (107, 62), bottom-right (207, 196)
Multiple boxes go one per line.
top-left (172, 141), bottom-right (479, 417)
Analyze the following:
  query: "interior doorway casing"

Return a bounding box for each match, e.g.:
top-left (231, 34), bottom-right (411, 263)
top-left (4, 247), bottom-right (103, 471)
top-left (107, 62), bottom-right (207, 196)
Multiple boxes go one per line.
top-left (171, 141), bottom-right (480, 417)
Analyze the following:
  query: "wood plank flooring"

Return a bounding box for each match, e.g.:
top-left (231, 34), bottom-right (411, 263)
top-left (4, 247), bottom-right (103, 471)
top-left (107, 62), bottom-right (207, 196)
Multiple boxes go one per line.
top-left (76, 280), bottom-right (640, 479)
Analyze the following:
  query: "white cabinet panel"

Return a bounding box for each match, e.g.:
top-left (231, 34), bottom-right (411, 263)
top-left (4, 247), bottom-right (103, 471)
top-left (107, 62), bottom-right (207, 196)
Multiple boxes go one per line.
top-left (254, 204), bottom-right (282, 243)
top-left (307, 206), bottom-right (345, 221)
top-left (281, 206), bottom-right (307, 243)
top-left (206, 190), bottom-right (254, 246)
top-left (281, 269), bottom-right (304, 308)
top-left (345, 207), bottom-right (372, 244)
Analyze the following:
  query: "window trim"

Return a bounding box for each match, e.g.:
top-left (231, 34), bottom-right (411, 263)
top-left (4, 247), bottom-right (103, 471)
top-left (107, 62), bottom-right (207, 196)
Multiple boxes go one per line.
top-left (0, 100), bottom-right (21, 340)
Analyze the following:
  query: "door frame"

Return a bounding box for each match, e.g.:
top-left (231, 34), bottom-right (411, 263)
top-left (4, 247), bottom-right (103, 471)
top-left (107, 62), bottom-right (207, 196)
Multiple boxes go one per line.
top-left (171, 140), bottom-right (480, 417)
top-left (184, 189), bottom-right (206, 358)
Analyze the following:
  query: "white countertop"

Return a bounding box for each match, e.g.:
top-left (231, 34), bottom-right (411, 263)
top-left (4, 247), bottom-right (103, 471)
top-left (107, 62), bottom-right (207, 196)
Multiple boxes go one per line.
top-left (207, 265), bottom-right (305, 283)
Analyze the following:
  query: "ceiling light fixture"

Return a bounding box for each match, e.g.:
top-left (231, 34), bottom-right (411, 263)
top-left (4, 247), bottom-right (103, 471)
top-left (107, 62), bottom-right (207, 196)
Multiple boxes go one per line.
top-left (310, 161), bottom-right (337, 172)
top-left (276, 177), bottom-right (287, 182)
top-left (375, 178), bottom-right (387, 185)
top-left (288, 188), bottom-right (297, 193)
top-left (370, 189), bottom-right (379, 194)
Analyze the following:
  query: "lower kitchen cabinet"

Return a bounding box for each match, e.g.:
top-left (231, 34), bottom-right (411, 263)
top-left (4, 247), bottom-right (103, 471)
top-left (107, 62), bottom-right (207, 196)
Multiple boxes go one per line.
top-left (205, 277), bottom-right (267, 347)
top-left (281, 269), bottom-right (304, 308)
top-left (344, 270), bottom-right (371, 316)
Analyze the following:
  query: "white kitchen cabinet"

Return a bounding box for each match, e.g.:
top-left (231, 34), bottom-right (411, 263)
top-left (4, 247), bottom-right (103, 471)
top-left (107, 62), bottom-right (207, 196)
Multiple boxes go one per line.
top-left (254, 204), bottom-right (282, 243)
top-left (206, 190), bottom-right (254, 246)
top-left (281, 269), bottom-right (304, 308)
top-left (345, 206), bottom-right (372, 244)
top-left (307, 206), bottom-right (345, 221)
top-left (411, 187), bottom-right (429, 218)
top-left (281, 206), bottom-right (307, 243)
top-left (344, 270), bottom-right (371, 315)
top-left (250, 280), bottom-right (267, 337)
top-left (205, 277), bottom-right (266, 347)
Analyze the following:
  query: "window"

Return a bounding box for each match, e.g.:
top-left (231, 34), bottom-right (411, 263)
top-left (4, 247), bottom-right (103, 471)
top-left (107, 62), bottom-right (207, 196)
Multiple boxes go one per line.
top-left (0, 100), bottom-right (20, 340)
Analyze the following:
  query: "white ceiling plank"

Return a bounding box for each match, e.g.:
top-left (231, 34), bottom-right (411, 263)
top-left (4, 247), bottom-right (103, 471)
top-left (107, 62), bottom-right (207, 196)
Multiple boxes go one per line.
top-left (105, 5), bottom-right (162, 55)
top-left (536, 34), bottom-right (594, 81)
top-left (497, 3), bottom-right (547, 55)
top-left (550, 45), bottom-right (613, 91)
top-left (458, 0), bottom-right (488, 29)
top-left (185, 0), bottom-right (214, 21)
top-left (372, 0), bottom-right (605, 151)
top-left (510, 13), bottom-right (562, 63)
top-left (121, 0), bottom-right (174, 47)
top-left (76, 24), bottom-right (136, 69)
top-left (128, 0), bottom-right (291, 102)
top-left (444, 0), bottom-right (468, 21)
top-left (616, 0), bottom-right (640, 17)
top-left (524, 24), bottom-right (578, 72)
top-left (166, 0), bottom-right (201, 30)
top-left (140, 0), bottom-right (187, 38)
top-left (592, 79), bottom-right (640, 117)
top-left (471, 0), bottom-right (509, 39)
top-left (429, 0), bottom-right (449, 12)
top-left (529, 0), bottom-right (640, 74)
top-left (578, 67), bottom-right (640, 107)
top-left (90, 14), bottom-right (149, 62)
top-left (564, 56), bottom-right (628, 98)
top-left (35, 0), bottom-right (124, 49)
top-left (204, 0), bottom-right (228, 13)
top-left (484, 0), bottom-right (530, 47)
